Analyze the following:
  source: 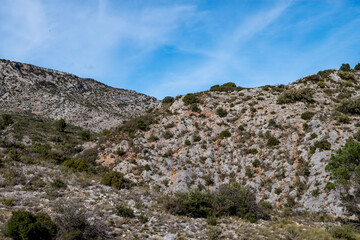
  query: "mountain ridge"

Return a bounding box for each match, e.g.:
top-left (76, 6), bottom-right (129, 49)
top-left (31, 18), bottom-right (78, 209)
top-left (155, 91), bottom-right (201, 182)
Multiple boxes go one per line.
top-left (0, 59), bottom-right (159, 132)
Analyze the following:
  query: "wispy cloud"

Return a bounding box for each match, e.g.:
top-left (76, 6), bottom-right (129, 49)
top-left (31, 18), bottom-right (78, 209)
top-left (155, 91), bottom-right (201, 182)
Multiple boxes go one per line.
top-left (148, 1), bottom-right (292, 98)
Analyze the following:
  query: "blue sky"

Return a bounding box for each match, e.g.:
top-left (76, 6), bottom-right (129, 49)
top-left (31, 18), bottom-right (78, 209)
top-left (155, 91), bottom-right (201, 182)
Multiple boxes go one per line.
top-left (0, 0), bottom-right (360, 99)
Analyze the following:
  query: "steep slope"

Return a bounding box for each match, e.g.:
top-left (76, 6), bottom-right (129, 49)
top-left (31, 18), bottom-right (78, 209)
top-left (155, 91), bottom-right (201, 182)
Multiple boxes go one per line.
top-left (98, 69), bottom-right (360, 217)
top-left (0, 59), bottom-right (159, 132)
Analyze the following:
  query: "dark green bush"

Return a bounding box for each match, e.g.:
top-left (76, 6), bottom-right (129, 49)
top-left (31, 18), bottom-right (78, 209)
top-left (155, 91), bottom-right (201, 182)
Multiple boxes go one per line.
top-left (1, 113), bottom-right (13, 127)
top-left (190, 103), bottom-right (201, 113)
top-left (55, 205), bottom-right (106, 240)
top-left (31, 143), bottom-right (51, 156)
top-left (193, 135), bottom-right (201, 142)
top-left (216, 108), bottom-right (227, 117)
top-left (116, 148), bottom-right (126, 156)
top-left (184, 139), bottom-right (191, 146)
top-left (354, 63), bottom-right (360, 70)
top-left (338, 71), bottom-right (355, 81)
top-left (101, 171), bottom-right (131, 190)
top-left (277, 88), bottom-right (315, 104)
top-left (119, 114), bottom-right (155, 133)
top-left (116, 203), bottom-right (135, 218)
top-left (51, 178), bottom-right (67, 189)
top-left (62, 158), bottom-right (89, 172)
top-left (247, 148), bottom-right (258, 154)
top-left (55, 119), bottom-right (66, 132)
top-left (339, 63), bottom-right (351, 72)
top-left (79, 131), bottom-right (91, 141)
top-left (301, 111), bottom-right (315, 120)
top-left (165, 183), bottom-right (269, 221)
top-left (210, 82), bottom-right (241, 92)
top-left (102, 129), bottom-right (111, 135)
top-left (162, 130), bottom-right (174, 139)
top-left (325, 182), bottom-right (335, 191)
top-left (337, 97), bottom-right (360, 114)
top-left (338, 115), bottom-right (351, 124)
top-left (148, 134), bottom-right (159, 142)
top-left (182, 94), bottom-right (199, 105)
top-left (328, 225), bottom-right (356, 240)
top-left (238, 125), bottom-right (245, 131)
top-left (162, 96), bottom-right (174, 104)
top-left (310, 140), bottom-right (331, 153)
top-left (5, 211), bottom-right (57, 240)
top-left (219, 130), bottom-right (231, 139)
top-left (267, 137), bottom-right (280, 147)
top-left (252, 159), bottom-right (261, 168)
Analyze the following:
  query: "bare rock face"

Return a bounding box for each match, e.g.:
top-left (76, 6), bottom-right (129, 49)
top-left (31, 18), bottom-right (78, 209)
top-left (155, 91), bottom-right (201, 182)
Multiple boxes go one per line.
top-left (0, 59), bottom-right (159, 131)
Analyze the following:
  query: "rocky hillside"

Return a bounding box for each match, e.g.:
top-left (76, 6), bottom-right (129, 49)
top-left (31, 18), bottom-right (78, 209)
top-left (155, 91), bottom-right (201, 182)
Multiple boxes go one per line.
top-left (0, 59), bottom-right (159, 132)
top-left (99, 67), bottom-right (360, 218)
top-left (1, 63), bottom-right (360, 239)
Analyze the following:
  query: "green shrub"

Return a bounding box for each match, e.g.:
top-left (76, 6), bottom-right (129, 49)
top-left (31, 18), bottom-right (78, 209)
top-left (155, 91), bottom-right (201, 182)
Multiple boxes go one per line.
top-left (338, 71), bottom-right (355, 81)
top-left (101, 171), bottom-right (131, 190)
top-left (310, 133), bottom-right (318, 139)
top-left (207, 226), bottom-right (222, 240)
top-left (55, 118), bottom-right (67, 132)
top-left (1, 198), bottom-right (14, 206)
top-left (5, 211), bottom-right (57, 240)
top-left (182, 94), bottom-right (199, 105)
top-left (165, 183), bottom-right (268, 220)
top-left (1, 113), bottom-right (13, 127)
top-left (301, 111), bottom-right (315, 120)
top-left (79, 131), bottom-right (91, 141)
top-left (328, 225), bottom-right (356, 240)
top-left (325, 182), bottom-right (335, 191)
top-left (210, 82), bottom-right (240, 92)
top-left (190, 103), bottom-right (201, 113)
top-left (116, 203), bottom-right (135, 218)
top-left (148, 134), bottom-right (159, 142)
top-left (119, 114), bottom-right (155, 133)
top-left (162, 130), bottom-right (174, 139)
top-left (238, 125), bottom-right (245, 131)
top-left (116, 148), bottom-right (126, 156)
top-left (55, 205), bottom-right (105, 240)
top-left (219, 130), bottom-right (231, 138)
top-left (339, 63), bottom-right (351, 72)
top-left (193, 135), bottom-right (201, 142)
top-left (31, 143), bottom-right (51, 156)
top-left (184, 139), bottom-right (191, 146)
top-left (354, 63), bottom-right (360, 70)
top-left (216, 108), bottom-right (227, 117)
top-left (267, 137), bottom-right (280, 147)
top-left (247, 148), bottom-right (258, 154)
top-left (338, 115), bottom-right (351, 124)
top-left (206, 215), bottom-right (217, 226)
top-left (102, 129), bottom-right (111, 135)
top-left (337, 97), bottom-right (360, 114)
top-left (51, 178), bottom-right (67, 189)
top-left (62, 158), bottom-right (89, 172)
top-left (326, 141), bottom-right (360, 217)
top-left (162, 96), bottom-right (174, 104)
top-left (277, 88), bottom-right (315, 104)
top-left (310, 140), bottom-right (331, 153)
top-left (252, 159), bottom-right (261, 168)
